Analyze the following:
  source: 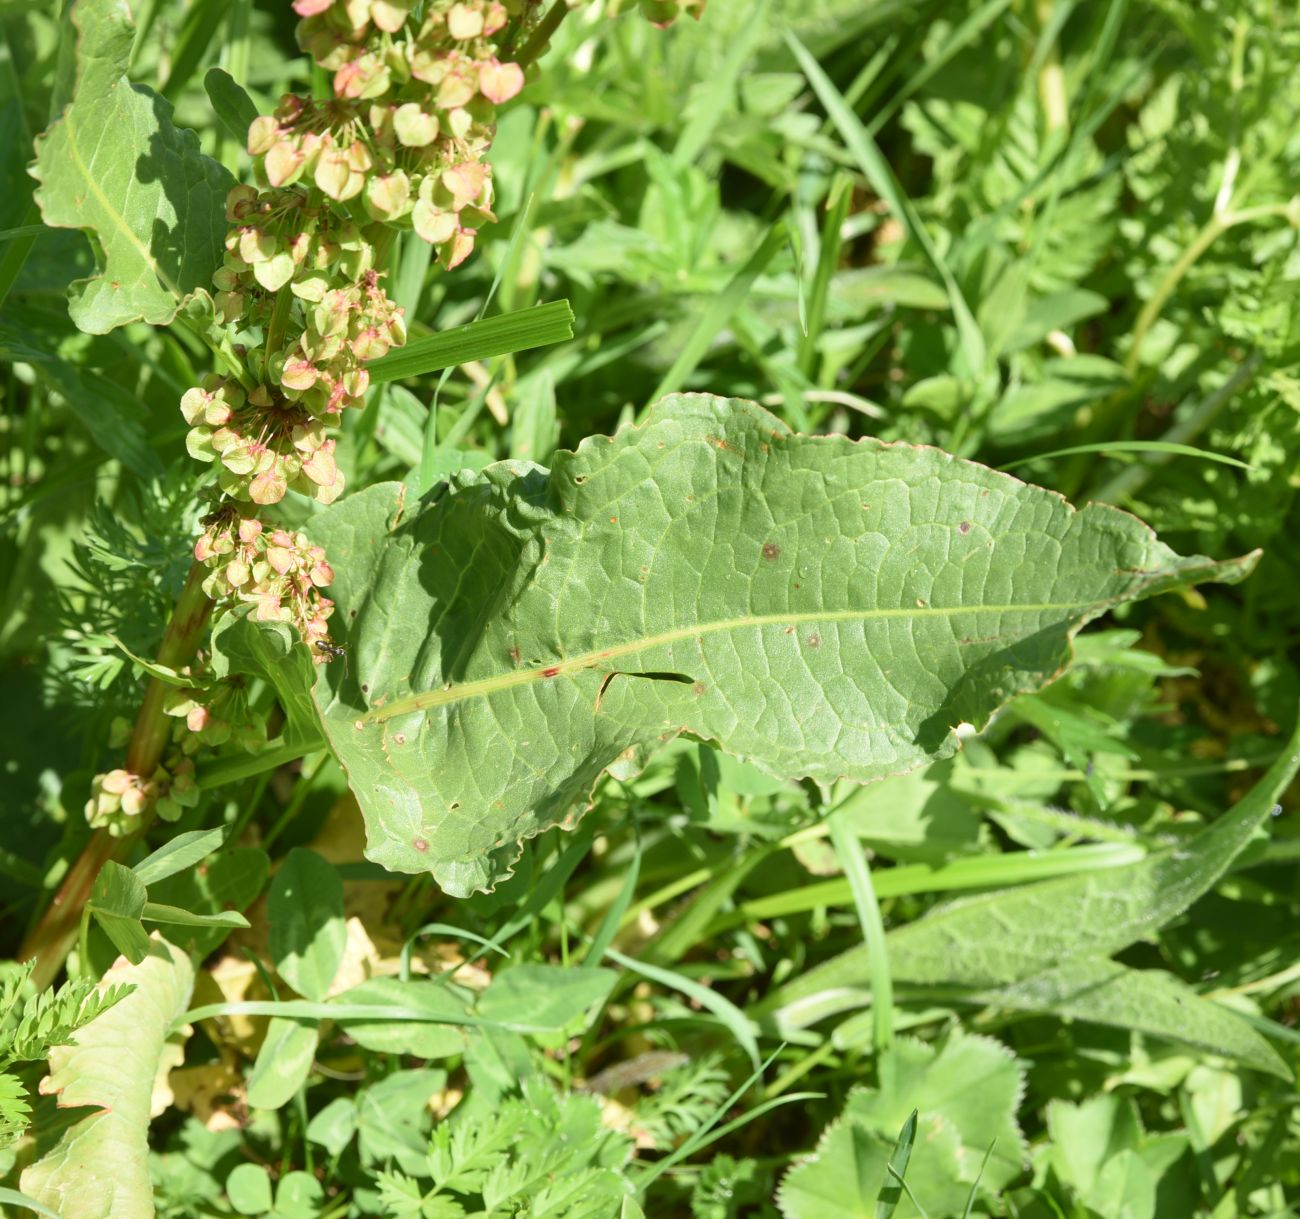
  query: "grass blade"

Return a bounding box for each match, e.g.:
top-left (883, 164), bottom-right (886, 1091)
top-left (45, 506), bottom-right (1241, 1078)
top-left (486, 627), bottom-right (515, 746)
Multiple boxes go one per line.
top-left (0, 1187), bottom-right (60, 1219)
top-left (1000, 440), bottom-right (1251, 473)
top-left (786, 31), bottom-right (987, 377)
top-left (369, 300), bottom-right (574, 385)
top-left (648, 224), bottom-right (786, 404)
top-left (605, 946), bottom-right (761, 1068)
top-left (877, 1110), bottom-right (918, 1219)
top-left (828, 808), bottom-right (895, 1064)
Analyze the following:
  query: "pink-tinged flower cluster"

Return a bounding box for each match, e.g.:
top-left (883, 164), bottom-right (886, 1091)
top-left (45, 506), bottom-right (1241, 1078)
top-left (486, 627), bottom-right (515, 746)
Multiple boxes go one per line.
top-left (277, 0), bottom-right (532, 270)
top-left (183, 375), bottom-right (343, 506)
top-left (86, 757), bottom-right (198, 834)
top-left (194, 509), bottom-right (337, 656)
top-left (217, 185), bottom-right (406, 419)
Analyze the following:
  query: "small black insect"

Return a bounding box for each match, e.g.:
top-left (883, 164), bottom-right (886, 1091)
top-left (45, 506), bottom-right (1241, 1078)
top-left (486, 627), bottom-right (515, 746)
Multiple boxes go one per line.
top-left (315, 639), bottom-right (348, 666)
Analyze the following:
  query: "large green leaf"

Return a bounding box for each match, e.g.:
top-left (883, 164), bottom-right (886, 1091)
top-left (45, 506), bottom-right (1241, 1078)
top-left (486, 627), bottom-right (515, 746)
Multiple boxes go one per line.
top-left (30, 0), bottom-right (233, 333)
top-left (310, 394), bottom-right (1254, 895)
top-left (20, 938), bottom-right (194, 1219)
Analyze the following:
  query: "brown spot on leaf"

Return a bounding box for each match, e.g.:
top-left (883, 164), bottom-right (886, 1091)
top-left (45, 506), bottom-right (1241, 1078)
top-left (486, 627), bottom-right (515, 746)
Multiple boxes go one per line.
top-left (413, 838), bottom-right (428, 852)
top-left (763, 542), bottom-right (780, 561)
top-left (394, 733), bottom-right (406, 745)
top-left (692, 682), bottom-right (707, 695)
top-left (807, 633), bottom-right (821, 648)
top-left (958, 520), bottom-right (971, 534)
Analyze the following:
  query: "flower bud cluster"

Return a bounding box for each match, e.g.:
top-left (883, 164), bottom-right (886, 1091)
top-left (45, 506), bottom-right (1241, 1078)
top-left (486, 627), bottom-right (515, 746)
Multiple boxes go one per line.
top-left (272, 0), bottom-right (533, 271)
top-left (194, 508), bottom-right (337, 655)
top-left (86, 757), bottom-right (198, 835)
top-left (183, 374), bottom-right (344, 506)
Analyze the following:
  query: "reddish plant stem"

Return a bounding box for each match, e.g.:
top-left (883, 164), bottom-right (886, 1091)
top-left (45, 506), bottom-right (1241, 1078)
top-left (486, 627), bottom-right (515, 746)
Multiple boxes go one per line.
top-left (21, 560), bottom-right (213, 989)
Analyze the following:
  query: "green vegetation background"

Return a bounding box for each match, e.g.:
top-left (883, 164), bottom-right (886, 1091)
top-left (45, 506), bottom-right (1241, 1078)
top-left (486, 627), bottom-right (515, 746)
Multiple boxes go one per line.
top-left (4, 0), bottom-right (1300, 1216)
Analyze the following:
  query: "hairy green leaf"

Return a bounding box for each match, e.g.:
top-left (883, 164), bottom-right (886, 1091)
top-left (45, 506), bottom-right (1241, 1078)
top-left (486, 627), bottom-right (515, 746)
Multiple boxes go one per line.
top-left (30, 0), bottom-right (233, 333)
top-left (777, 1114), bottom-right (892, 1219)
top-left (971, 957), bottom-right (1289, 1078)
top-left (20, 938), bottom-right (194, 1219)
top-left (310, 394), bottom-right (1252, 894)
top-left (767, 718), bottom-right (1300, 1009)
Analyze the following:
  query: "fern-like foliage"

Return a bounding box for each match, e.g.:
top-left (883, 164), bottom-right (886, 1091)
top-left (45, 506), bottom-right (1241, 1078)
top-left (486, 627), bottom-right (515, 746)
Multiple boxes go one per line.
top-left (690, 1154), bottom-right (767, 1219)
top-left (0, 959), bottom-right (133, 1150)
top-left (631, 1054), bottom-right (731, 1149)
top-left (376, 1078), bottom-right (633, 1219)
top-left (0, 1070), bottom-right (31, 1150)
top-left (0, 960), bottom-right (133, 1066)
top-left (49, 470), bottom-right (200, 707)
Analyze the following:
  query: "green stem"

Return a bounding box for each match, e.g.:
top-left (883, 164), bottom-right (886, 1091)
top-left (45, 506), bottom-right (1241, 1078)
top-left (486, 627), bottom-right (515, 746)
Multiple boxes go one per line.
top-left (126, 562), bottom-right (213, 776)
top-left (262, 287), bottom-right (295, 382)
top-left (1124, 214), bottom-right (1226, 378)
top-left (1123, 203), bottom-right (1293, 377)
top-left (515, 0), bottom-right (568, 70)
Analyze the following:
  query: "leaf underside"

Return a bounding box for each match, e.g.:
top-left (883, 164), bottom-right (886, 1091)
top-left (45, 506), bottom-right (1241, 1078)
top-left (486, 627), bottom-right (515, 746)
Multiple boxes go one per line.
top-left (310, 394), bottom-right (1255, 896)
top-left (31, 0), bottom-right (232, 333)
top-left (20, 938), bottom-right (194, 1219)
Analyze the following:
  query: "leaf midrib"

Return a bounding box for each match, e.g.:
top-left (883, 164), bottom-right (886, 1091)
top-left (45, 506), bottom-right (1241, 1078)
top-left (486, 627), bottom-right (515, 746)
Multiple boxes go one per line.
top-left (358, 599), bottom-right (1099, 724)
top-left (61, 91), bottom-right (182, 305)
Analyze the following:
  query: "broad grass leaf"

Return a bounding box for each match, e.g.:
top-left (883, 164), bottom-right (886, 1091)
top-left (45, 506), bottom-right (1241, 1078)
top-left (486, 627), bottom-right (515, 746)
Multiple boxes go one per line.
top-left (20, 938), bottom-right (193, 1219)
top-left (132, 828), bottom-right (226, 886)
top-left (267, 849), bottom-right (346, 1002)
top-left (31, 0), bottom-right (233, 333)
top-left (968, 957), bottom-right (1289, 1079)
top-left (311, 395), bottom-right (1254, 895)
